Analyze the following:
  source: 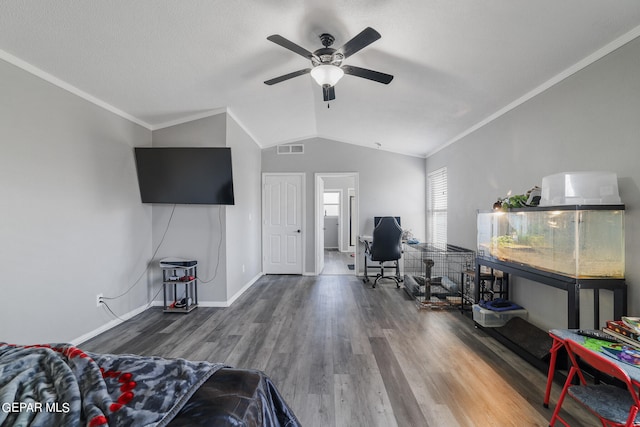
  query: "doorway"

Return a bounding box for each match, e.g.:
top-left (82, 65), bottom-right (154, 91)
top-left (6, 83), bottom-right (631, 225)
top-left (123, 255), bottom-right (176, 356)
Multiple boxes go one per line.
top-left (315, 173), bottom-right (358, 275)
top-left (323, 190), bottom-right (341, 250)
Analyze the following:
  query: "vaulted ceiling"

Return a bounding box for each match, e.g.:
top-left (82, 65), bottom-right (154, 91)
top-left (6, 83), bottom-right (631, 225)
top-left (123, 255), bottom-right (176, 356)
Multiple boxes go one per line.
top-left (2, 1), bottom-right (640, 157)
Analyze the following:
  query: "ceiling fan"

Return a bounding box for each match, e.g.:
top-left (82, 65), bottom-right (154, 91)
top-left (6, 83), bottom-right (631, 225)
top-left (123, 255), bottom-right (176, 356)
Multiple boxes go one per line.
top-left (264, 27), bottom-right (394, 102)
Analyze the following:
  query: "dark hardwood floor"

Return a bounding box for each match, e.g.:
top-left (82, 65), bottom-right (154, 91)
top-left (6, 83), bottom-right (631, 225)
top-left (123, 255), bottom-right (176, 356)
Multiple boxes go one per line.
top-left (81, 274), bottom-right (594, 426)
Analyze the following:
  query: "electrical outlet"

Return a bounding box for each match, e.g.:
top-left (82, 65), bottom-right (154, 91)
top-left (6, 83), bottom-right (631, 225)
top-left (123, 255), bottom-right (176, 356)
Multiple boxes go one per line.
top-left (96, 293), bottom-right (104, 307)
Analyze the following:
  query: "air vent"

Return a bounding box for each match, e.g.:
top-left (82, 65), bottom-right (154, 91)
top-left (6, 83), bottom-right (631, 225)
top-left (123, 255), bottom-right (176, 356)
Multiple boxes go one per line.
top-left (277, 144), bottom-right (304, 154)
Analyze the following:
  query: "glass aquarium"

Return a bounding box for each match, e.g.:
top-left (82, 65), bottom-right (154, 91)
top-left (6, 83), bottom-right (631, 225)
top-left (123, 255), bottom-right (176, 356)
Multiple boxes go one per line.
top-left (477, 206), bottom-right (625, 278)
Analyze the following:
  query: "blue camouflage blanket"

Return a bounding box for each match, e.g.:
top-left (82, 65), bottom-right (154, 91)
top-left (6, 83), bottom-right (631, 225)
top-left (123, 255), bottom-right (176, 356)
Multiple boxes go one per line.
top-left (0, 343), bottom-right (225, 427)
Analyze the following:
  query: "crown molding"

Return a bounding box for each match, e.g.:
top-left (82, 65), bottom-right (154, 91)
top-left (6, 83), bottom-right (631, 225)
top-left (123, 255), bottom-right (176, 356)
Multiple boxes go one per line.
top-left (226, 107), bottom-right (263, 148)
top-left (150, 108), bottom-right (228, 131)
top-left (430, 24), bottom-right (640, 158)
top-left (0, 49), bottom-right (153, 130)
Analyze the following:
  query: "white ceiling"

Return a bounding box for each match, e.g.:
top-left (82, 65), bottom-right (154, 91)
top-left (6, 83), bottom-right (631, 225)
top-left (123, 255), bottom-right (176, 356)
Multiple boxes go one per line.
top-left (2, 1), bottom-right (640, 158)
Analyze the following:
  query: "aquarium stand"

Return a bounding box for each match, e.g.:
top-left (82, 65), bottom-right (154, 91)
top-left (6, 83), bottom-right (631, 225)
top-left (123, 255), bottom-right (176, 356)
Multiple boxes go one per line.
top-left (475, 256), bottom-right (626, 329)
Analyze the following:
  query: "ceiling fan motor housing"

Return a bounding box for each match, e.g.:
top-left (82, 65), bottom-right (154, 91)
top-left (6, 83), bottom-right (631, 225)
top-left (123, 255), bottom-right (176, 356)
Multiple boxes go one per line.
top-left (319, 33), bottom-right (335, 47)
top-left (312, 34), bottom-right (344, 67)
top-left (312, 49), bottom-right (343, 67)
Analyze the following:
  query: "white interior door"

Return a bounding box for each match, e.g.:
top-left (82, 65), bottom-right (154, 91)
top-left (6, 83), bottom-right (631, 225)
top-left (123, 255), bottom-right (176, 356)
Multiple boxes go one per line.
top-left (263, 174), bottom-right (304, 274)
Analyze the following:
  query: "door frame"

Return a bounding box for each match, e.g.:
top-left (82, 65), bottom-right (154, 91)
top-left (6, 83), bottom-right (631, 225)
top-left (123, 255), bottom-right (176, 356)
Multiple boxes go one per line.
top-left (261, 172), bottom-right (306, 274)
top-left (348, 188), bottom-right (356, 250)
top-left (315, 172), bottom-right (359, 275)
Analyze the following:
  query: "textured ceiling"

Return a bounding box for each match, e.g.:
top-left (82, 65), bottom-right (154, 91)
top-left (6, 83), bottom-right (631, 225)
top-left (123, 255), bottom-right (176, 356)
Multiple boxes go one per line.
top-left (1, 1), bottom-right (640, 157)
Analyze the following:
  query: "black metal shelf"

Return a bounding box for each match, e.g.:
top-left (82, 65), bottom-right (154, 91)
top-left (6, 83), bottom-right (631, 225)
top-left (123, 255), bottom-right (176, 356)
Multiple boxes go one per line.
top-left (475, 256), bottom-right (626, 329)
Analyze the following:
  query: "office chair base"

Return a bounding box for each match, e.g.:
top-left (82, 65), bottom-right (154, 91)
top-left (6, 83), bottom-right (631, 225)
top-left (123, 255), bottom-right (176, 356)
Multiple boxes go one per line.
top-left (364, 260), bottom-right (402, 288)
top-left (372, 274), bottom-right (401, 289)
top-left (363, 275), bottom-right (401, 288)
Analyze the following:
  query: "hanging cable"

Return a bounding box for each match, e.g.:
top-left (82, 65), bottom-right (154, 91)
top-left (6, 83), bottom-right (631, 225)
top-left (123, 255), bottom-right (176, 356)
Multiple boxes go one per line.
top-left (145, 284), bottom-right (165, 310)
top-left (102, 204), bottom-right (177, 301)
top-left (199, 206), bottom-right (223, 284)
top-left (100, 300), bottom-right (125, 322)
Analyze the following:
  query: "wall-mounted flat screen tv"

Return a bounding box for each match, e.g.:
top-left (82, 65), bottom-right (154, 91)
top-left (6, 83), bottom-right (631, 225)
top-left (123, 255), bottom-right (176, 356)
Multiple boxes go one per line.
top-left (134, 147), bottom-right (235, 205)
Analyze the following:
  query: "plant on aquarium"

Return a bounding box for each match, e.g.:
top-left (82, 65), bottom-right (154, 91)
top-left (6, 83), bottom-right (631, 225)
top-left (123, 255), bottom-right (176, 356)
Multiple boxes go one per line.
top-left (501, 194), bottom-right (528, 209)
top-left (495, 186), bottom-right (542, 210)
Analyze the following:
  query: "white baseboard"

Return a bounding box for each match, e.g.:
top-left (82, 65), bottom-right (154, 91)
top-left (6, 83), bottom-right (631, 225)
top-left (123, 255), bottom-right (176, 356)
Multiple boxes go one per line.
top-left (152, 273), bottom-right (264, 307)
top-left (196, 301), bottom-right (231, 307)
top-left (196, 273), bottom-right (264, 307)
top-left (225, 273), bottom-right (263, 306)
top-left (74, 273), bottom-right (264, 345)
top-left (71, 303), bottom-right (150, 346)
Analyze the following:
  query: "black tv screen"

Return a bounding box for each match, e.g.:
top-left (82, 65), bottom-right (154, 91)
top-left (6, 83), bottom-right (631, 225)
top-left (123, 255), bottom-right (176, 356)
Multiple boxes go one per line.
top-left (134, 147), bottom-right (235, 205)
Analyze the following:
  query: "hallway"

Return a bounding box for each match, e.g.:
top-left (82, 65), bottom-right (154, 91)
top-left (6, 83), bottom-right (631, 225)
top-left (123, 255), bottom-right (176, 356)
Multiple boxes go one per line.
top-left (321, 249), bottom-right (355, 275)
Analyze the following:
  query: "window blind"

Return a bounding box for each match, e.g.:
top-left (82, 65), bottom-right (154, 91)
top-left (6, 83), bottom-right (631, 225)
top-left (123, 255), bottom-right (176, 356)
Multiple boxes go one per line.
top-left (427, 167), bottom-right (447, 244)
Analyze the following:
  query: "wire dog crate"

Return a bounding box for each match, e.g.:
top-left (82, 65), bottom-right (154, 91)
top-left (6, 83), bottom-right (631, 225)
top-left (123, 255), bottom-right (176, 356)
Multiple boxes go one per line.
top-left (403, 243), bottom-right (475, 309)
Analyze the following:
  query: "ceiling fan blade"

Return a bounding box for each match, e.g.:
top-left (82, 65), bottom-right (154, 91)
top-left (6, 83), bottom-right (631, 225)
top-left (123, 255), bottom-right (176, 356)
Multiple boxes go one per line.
top-left (342, 65), bottom-right (394, 84)
top-left (267, 35), bottom-right (316, 59)
top-left (264, 68), bottom-right (311, 85)
top-left (337, 27), bottom-right (381, 58)
top-left (322, 85), bottom-right (336, 101)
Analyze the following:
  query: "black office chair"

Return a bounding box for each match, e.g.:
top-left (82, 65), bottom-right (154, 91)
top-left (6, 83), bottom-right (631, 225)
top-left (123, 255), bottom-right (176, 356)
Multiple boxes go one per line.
top-left (363, 217), bottom-right (403, 288)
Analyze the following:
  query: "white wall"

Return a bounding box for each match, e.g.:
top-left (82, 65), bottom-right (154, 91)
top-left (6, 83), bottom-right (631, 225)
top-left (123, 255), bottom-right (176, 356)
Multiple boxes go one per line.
top-left (262, 138), bottom-right (425, 274)
top-left (426, 36), bottom-right (640, 330)
top-left (0, 58), bottom-right (152, 343)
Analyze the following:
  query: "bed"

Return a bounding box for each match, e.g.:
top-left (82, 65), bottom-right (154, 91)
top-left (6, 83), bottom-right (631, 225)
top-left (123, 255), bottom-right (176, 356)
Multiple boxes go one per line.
top-left (0, 343), bottom-right (300, 427)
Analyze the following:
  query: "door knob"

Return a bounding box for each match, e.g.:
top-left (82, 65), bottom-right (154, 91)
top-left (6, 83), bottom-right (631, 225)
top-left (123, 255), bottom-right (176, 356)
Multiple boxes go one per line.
top-left (296, 229), bottom-right (301, 233)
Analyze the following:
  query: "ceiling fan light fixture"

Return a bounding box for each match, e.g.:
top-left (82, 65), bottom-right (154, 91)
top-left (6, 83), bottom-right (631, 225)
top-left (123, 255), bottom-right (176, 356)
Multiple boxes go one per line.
top-left (310, 64), bottom-right (344, 87)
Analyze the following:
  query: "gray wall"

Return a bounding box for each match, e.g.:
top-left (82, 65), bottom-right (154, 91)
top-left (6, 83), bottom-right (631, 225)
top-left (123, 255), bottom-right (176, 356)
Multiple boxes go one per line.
top-left (0, 58), bottom-right (152, 343)
top-left (225, 116), bottom-right (263, 299)
top-left (0, 54), bottom-right (262, 344)
top-left (151, 115), bottom-right (229, 302)
top-left (151, 113), bottom-right (262, 303)
top-left (262, 138), bottom-right (425, 274)
top-left (427, 37), bottom-right (640, 330)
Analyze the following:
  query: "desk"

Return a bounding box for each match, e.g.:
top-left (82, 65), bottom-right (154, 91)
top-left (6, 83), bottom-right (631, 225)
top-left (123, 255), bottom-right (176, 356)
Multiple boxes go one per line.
top-left (544, 329), bottom-right (640, 408)
top-left (358, 235), bottom-right (373, 244)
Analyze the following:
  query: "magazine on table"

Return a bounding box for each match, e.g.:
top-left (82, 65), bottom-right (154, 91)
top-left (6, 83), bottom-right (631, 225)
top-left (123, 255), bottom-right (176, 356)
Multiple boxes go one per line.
top-left (603, 327), bottom-right (640, 349)
top-left (607, 319), bottom-right (640, 342)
